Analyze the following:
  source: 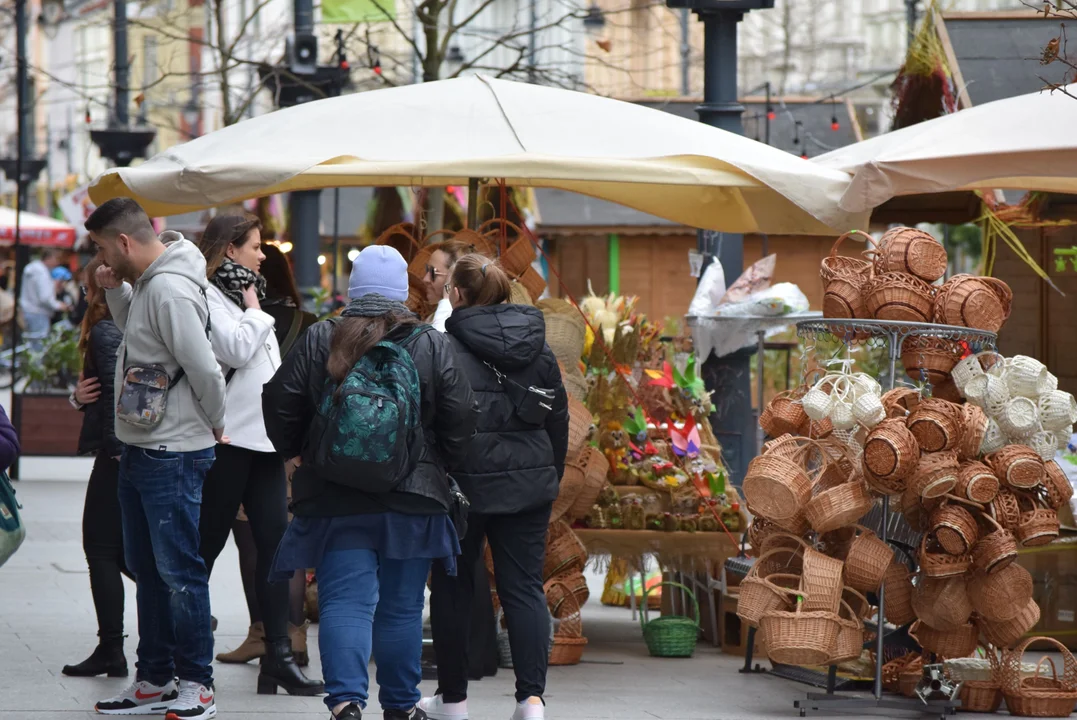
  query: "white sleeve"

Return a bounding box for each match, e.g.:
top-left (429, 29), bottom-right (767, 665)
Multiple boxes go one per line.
top-left (207, 289), bottom-right (275, 369)
top-left (431, 297), bottom-right (453, 333)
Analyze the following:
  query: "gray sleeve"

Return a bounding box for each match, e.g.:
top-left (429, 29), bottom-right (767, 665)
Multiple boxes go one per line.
top-left (157, 296), bottom-right (227, 429)
top-left (105, 284), bottom-right (134, 331)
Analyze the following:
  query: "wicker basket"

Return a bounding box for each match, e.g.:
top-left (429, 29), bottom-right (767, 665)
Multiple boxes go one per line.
top-left (910, 619), bottom-right (979, 659)
top-left (1015, 493), bottom-right (1060, 548)
top-left (844, 525), bottom-right (894, 592)
top-left (1030, 431), bottom-right (1060, 462)
top-left (911, 452), bottom-right (960, 500)
top-left (544, 312), bottom-right (586, 368)
top-left (821, 231), bottom-right (874, 320)
top-left (874, 226), bottom-right (949, 282)
top-left (1039, 390), bottom-right (1077, 433)
top-left (568, 448), bottom-right (610, 521)
top-left (901, 336), bottom-right (964, 386)
top-left (1004, 356), bottom-right (1052, 399)
top-left (760, 599), bottom-right (842, 667)
top-left (882, 387), bottom-right (922, 419)
top-left (959, 405), bottom-right (990, 462)
top-left (980, 598), bottom-right (1042, 649)
top-left (640, 582), bottom-right (700, 658)
top-left (737, 573), bottom-right (800, 629)
top-left (931, 501), bottom-right (980, 555)
top-left (752, 543), bottom-right (806, 578)
top-left (991, 486), bottom-right (1023, 530)
top-left (828, 591), bottom-right (867, 664)
top-left (999, 397), bottom-right (1041, 439)
top-left (565, 395), bottom-right (593, 463)
top-left (743, 436), bottom-right (829, 521)
top-left (913, 575), bottom-right (972, 631)
top-left (959, 680), bottom-right (1003, 713)
top-left (805, 477), bottom-right (874, 534)
top-left (863, 418), bottom-right (919, 492)
top-left (517, 267), bottom-right (547, 303)
top-left (884, 653), bottom-right (919, 693)
top-left (551, 464), bottom-right (585, 523)
top-left (1000, 637), bottom-right (1077, 718)
top-left (864, 272), bottom-right (936, 323)
top-left (933, 274), bottom-right (1013, 333)
top-left (955, 461), bottom-right (1000, 504)
top-left (952, 353), bottom-right (987, 394)
top-left (932, 378), bottom-right (964, 404)
top-left (919, 535), bottom-right (971, 579)
top-left (1043, 460), bottom-right (1075, 511)
top-left (760, 388), bottom-right (810, 439)
top-left (986, 446), bottom-right (1045, 490)
top-left (543, 521), bottom-right (586, 581)
top-left (972, 511), bottom-right (1019, 575)
top-left (968, 561), bottom-right (1034, 622)
top-left (548, 631), bottom-right (588, 666)
top-left (801, 545), bottom-right (845, 615)
top-left (900, 655), bottom-right (926, 697)
top-left (883, 561), bottom-right (917, 627)
top-left (908, 398), bottom-right (964, 453)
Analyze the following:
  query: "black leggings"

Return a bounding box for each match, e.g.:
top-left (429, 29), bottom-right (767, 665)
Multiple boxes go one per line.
top-left (234, 518), bottom-right (307, 627)
top-left (430, 503), bottom-right (552, 703)
top-left (83, 451), bottom-right (129, 644)
top-left (198, 444), bottom-right (289, 642)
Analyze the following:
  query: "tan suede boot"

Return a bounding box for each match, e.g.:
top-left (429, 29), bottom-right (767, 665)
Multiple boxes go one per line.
top-left (289, 621), bottom-right (311, 668)
top-left (216, 622), bottom-right (266, 663)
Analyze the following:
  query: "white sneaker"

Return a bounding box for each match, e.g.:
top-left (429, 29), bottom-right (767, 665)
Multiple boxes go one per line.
top-left (164, 681), bottom-right (216, 720)
top-left (510, 697), bottom-right (544, 720)
top-left (418, 695), bottom-right (468, 720)
top-left (95, 679), bottom-right (178, 715)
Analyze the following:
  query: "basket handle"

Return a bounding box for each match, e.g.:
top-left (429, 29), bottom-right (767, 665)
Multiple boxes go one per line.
top-left (942, 493), bottom-right (984, 510)
top-left (980, 277), bottom-right (1014, 310)
top-left (1033, 655), bottom-right (1060, 683)
top-left (748, 544), bottom-right (805, 575)
top-left (639, 581), bottom-right (701, 630)
top-left (828, 230), bottom-right (872, 259)
top-left (374, 221), bottom-right (422, 251)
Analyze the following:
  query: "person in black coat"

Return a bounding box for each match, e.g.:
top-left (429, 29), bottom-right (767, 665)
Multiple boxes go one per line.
top-left (422, 255), bottom-right (569, 720)
top-left (63, 255), bottom-right (129, 678)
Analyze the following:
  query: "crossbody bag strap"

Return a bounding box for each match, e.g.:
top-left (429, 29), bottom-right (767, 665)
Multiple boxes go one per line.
top-left (168, 287), bottom-right (212, 389)
top-left (279, 310), bottom-right (304, 357)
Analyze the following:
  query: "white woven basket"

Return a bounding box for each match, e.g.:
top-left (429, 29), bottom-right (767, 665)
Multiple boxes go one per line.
top-left (1059, 426), bottom-right (1074, 451)
top-left (1039, 390), bottom-right (1077, 433)
top-left (966, 374), bottom-right (1010, 416)
top-left (1005, 355), bottom-right (1050, 398)
top-left (853, 393), bottom-right (885, 428)
top-left (802, 387), bottom-right (833, 421)
top-left (1030, 431), bottom-right (1059, 461)
top-left (951, 354), bottom-right (985, 393)
top-left (980, 419), bottom-right (1007, 455)
top-left (998, 396), bottom-right (1040, 439)
top-left (830, 399), bottom-right (856, 430)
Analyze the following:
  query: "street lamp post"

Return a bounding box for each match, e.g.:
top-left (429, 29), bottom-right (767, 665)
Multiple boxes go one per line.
top-left (662, 0), bottom-right (774, 486)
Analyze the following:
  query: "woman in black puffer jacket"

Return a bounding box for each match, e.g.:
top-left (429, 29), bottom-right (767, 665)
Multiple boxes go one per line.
top-left (63, 255), bottom-right (129, 678)
top-left (422, 255), bottom-right (569, 720)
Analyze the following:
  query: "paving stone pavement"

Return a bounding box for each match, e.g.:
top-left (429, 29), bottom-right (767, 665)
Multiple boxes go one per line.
top-left (1, 462), bottom-right (810, 720)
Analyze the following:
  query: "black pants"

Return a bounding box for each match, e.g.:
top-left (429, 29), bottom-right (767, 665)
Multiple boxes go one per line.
top-left (198, 444), bottom-right (289, 642)
top-left (430, 503), bottom-right (552, 703)
top-left (83, 451), bottom-right (129, 644)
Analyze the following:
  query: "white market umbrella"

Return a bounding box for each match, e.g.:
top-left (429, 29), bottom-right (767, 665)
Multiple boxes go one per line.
top-left (0, 206), bottom-right (77, 248)
top-left (89, 76), bottom-right (866, 235)
top-left (814, 86), bottom-right (1077, 213)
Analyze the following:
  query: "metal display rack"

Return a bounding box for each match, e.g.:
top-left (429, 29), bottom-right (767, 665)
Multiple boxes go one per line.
top-left (786, 318), bottom-right (998, 719)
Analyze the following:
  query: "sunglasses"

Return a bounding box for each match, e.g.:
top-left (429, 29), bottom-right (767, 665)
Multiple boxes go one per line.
top-left (426, 265), bottom-right (448, 279)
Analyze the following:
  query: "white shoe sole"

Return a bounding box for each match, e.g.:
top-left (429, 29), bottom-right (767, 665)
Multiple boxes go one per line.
top-left (165, 706), bottom-right (216, 720)
top-left (418, 701), bottom-right (468, 720)
top-left (95, 702), bottom-right (172, 715)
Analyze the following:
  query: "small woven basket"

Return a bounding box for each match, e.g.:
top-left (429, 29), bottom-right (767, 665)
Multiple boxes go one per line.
top-left (882, 387), bottom-right (922, 419)
top-left (884, 653), bottom-right (919, 692)
top-left (760, 599), bottom-right (841, 667)
top-left (543, 312), bottom-right (586, 368)
top-left (901, 336), bottom-right (964, 386)
top-left (991, 486), bottom-right (1023, 530)
top-left (565, 395), bottom-right (593, 463)
top-left (743, 436), bottom-right (828, 522)
top-left (1015, 493), bottom-right (1060, 548)
top-left (1038, 390), bottom-right (1077, 433)
top-left (551, 465), bottom-right (585, 524)
top-left (568, 448), bottom-right (610, 521)
top-left (952, 353), bottom-right (986, 393)
top-left (805, 477), bottom-right (874, 534)
top-left (844, 524), bottom-right (894, 592)
top-left (910, 619), bottom-right (979, 659)
top-left (828, 592), bottom-right (867, 665)
top-left (1000, 637), bottom-right (1077, 718)
top-left (959, 404), bottom-right (990, 462)
top-left (543, 521), bottom-right (587, 581)
top-left (1030, 430), bottom-right (1060, 462)
top-left (900, 655), bottom-right (925, 697)
top-left (863, 418), bottom-right (919, 490)
top-left (933, 274), bottom-right (1013, 333)
top-left (640, 582), bottom-right (700, 658)
top-left (999, 397), bottom-right (1041, 439)
top-left (956, 460), bottom-right (1000, 504)
top-left (959, 680), bottom-right (1003, 713)
top-left (980, 598), bottom-right (1042, 649)
top-left (981, 418), bottom-right (1007, 455)
top-left (931, 501), bottom-right (980, 555)
top-left (911, 451), bottom-right (960, 500)
top-left (821, 231), bottom-right (873, 320)
top-left (883, 561), bottom-right (917, 626)
top-left (1004, 355), bottom-right (1052, 399)
top-left (913, 575), bottom-right (972, 631)
top-left (907, 398), bottom-right (964, 453)
top-left (986, 445), bottom-right (1046, 490)
top-left (874, 226), bottom-right (949, 282)
top-left (864, 272), bottom-right (936, 323)
top-left (919, 534), bottom-right (971, 579)
top-left (968, 561), bottom-right (1033, 622)
top-left (801, 546), bottom-right (845, 614)
top-left (1044, 460), bottom-right (1075, 511)
top-left (972, 511), bottom-right (1019, 575)
top-left (760, 388), bottom-right (809, 439)
top-left (737, 573), bottom-right (800, 629)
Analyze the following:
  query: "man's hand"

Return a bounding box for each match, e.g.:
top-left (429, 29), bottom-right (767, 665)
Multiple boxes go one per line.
top-left (241, 285), bottom-right (261, 311)
top-left (95, 264), bottom-right (122, 290)
top-left (213, 427), bottom-right (231, 445)
top-left (285, 456), bottom-right (301, 480)
top-left (74, 373), bottom-right (102, 405)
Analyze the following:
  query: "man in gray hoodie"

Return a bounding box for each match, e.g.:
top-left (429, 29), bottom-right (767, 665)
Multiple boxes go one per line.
top-left (85, 197), bottom-right (226, 720)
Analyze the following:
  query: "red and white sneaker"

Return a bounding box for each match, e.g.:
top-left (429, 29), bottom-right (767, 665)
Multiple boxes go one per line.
top-left (164, 681), bottom-right (216, 720)
top-left (95, 679), bottom-right (178, 715)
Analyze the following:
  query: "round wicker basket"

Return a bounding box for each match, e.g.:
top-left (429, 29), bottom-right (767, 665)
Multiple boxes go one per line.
top-left (933, 274), bottom-right (1013, 333)
top-left (874, 226), bottom-right (949, 282)
top-left (864, 272), bottom-right (936, 323)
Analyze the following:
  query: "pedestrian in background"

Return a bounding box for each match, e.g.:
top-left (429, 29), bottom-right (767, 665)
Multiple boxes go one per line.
top-left (86, 198), bottom-right (226, 720)
top-left (263, 245), bottom-right (477, 720)
top-left (422, 240), bottom-right (474, 331)
top-left (19, 248), bottom-right (69, 345)
top-left (63, 254), bottom-right (129, 679)
top-left (423, 255), bottom-right (569, 720)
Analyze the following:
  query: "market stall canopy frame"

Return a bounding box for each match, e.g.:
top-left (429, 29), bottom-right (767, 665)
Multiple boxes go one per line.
top-left (89, 76), bottom-right (867, 236)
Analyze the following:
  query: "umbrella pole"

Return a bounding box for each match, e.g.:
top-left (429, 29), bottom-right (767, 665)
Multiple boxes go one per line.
top-left (467, 178), bottom-right (479, 230)
top-left (9, 0), bottom-right (29, 480)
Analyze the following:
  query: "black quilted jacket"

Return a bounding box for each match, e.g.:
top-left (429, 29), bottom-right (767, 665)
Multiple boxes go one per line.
top-left (78, 319), bottom-right (124, 458)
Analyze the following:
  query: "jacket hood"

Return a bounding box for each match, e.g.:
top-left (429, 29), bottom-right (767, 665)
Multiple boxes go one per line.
top-left (446, 304), bottom-right (547, 370)
top-left (138, 235), bottom-right (210, 290)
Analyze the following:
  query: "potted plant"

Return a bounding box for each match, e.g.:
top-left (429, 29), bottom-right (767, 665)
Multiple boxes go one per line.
top-left (12, 325), bottom-right (84, 456)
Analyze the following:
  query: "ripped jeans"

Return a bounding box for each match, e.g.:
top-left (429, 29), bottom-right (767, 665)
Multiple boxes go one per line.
top-left (118, 446), bottom-right (216, 687)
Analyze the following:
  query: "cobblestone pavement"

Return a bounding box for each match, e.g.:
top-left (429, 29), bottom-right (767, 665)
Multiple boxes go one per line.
top-left (1, 461), bottom-right (808, 720)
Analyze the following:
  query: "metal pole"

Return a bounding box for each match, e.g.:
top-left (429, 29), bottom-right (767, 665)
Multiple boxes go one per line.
top-left (10, 0), bottom-right (29, 479)
top-left (527, 0), bottom-right (538, 82)
top-left (680, 8), bottom-right (691, 96)
top-left (905, 0), bottom-right (918, 51)
top-left (695, 9), bottom-right (753, 485)
top-left (467, 178), bottom-right (479, 229)
top-left (290, 0), bottom-right (322, 295)
top-left (764, 81), bottom-right (771, 145)
top-left (114, 0), bottom-right (129, 127)
top-left (332, 188), bottom-right (340, 296)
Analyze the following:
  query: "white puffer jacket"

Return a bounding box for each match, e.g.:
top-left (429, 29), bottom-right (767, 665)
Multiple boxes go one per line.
top-left (206, 284), bottom-right (281, 452)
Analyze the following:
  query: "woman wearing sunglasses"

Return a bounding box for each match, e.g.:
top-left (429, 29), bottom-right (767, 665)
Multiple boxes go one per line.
top-left (423, 240), bottom-right (475, 331)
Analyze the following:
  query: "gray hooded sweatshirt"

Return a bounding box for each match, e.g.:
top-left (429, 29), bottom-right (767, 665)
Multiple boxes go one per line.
top-left (105, 236), bottom-right (227, 452)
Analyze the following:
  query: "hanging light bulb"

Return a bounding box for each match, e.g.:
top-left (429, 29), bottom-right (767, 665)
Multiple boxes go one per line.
top-left (831, 114), bottom-right (840, 131)
top-left (766, 107), bottom-right (775, 121)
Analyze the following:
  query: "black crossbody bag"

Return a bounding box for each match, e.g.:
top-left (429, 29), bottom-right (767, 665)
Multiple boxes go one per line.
top-left (484, 362), bottom-right (556, 426)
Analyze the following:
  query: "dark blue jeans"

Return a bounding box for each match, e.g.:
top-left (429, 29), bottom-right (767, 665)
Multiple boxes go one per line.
top-left (118, 446), bottom-right (215, 687)
top-left (317, 547), bottom-right (431, 712)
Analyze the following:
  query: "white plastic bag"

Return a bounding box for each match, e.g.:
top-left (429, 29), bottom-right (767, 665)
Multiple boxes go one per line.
top-left (688, 259), bottom-right (727, 317)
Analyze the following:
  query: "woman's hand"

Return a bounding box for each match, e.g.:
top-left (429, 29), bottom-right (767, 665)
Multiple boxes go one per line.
top-left (241, 284), bottom-right (261, 311)
top-left (74, 373), bottom-right (102, 405)
top-left (286, 456), bottom-right (301, 479)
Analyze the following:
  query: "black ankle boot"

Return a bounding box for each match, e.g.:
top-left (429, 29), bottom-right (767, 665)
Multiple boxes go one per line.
top-left (257, 638), bottom-right (325, 696)
top-left (62, 641), bottom-right (128, 677)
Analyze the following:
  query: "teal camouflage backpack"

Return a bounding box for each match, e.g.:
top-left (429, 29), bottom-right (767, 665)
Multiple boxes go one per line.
top-left (311, 326), bottom-right (427, 492)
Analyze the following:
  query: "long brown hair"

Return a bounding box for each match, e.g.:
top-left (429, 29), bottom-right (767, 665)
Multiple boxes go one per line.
top-left (261, 243), bottom-right (302, 306)
top-left (79, 255), bottom-right (111, 362)
top-left (198, 212), bottom-right (261, 277)
top-left (450, 253), bottom-right (511, 307)
top-left (328, 311), bottom-right (419, 384)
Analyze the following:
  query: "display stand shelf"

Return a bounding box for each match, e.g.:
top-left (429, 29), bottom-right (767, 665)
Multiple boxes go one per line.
top-left (781, 318), bottom-right (998, 718)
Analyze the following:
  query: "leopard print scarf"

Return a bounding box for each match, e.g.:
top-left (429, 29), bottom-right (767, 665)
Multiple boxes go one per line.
top-left (212, 258), bottom-right (266, 309)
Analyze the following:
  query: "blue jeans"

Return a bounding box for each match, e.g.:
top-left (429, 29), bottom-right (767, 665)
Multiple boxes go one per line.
top-left (317, 546), bottom-right (431, 712)
top-left (22, 312), bottom-right (50, 351)
top-left (118, 446), bottom-right (216, 687)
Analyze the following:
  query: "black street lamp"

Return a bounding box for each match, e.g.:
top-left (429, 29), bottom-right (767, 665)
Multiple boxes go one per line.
top-left (662, 0), bottom-right (774, 486)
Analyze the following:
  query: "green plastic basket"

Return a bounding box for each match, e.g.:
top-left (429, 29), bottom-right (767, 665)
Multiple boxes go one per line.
top-left (640, 581), bottom-right (701, 658)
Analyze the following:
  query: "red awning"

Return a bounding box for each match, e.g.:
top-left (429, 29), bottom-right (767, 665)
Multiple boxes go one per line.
top-left (0, 207), bottom-right (77, 249)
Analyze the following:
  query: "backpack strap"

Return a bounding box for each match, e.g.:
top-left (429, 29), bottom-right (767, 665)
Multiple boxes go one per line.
top-left (279, 310), bottom-right (305, 357)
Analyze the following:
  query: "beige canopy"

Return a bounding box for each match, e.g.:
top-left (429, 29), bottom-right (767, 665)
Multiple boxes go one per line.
top-left (814, 86), bottom-right (1077, 213)
top-left (89, 76), bottom-right (865, 235)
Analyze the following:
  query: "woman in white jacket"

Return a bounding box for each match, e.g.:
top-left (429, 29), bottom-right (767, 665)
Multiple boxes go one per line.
top-left (196, 213), bottom-right (323, 697)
